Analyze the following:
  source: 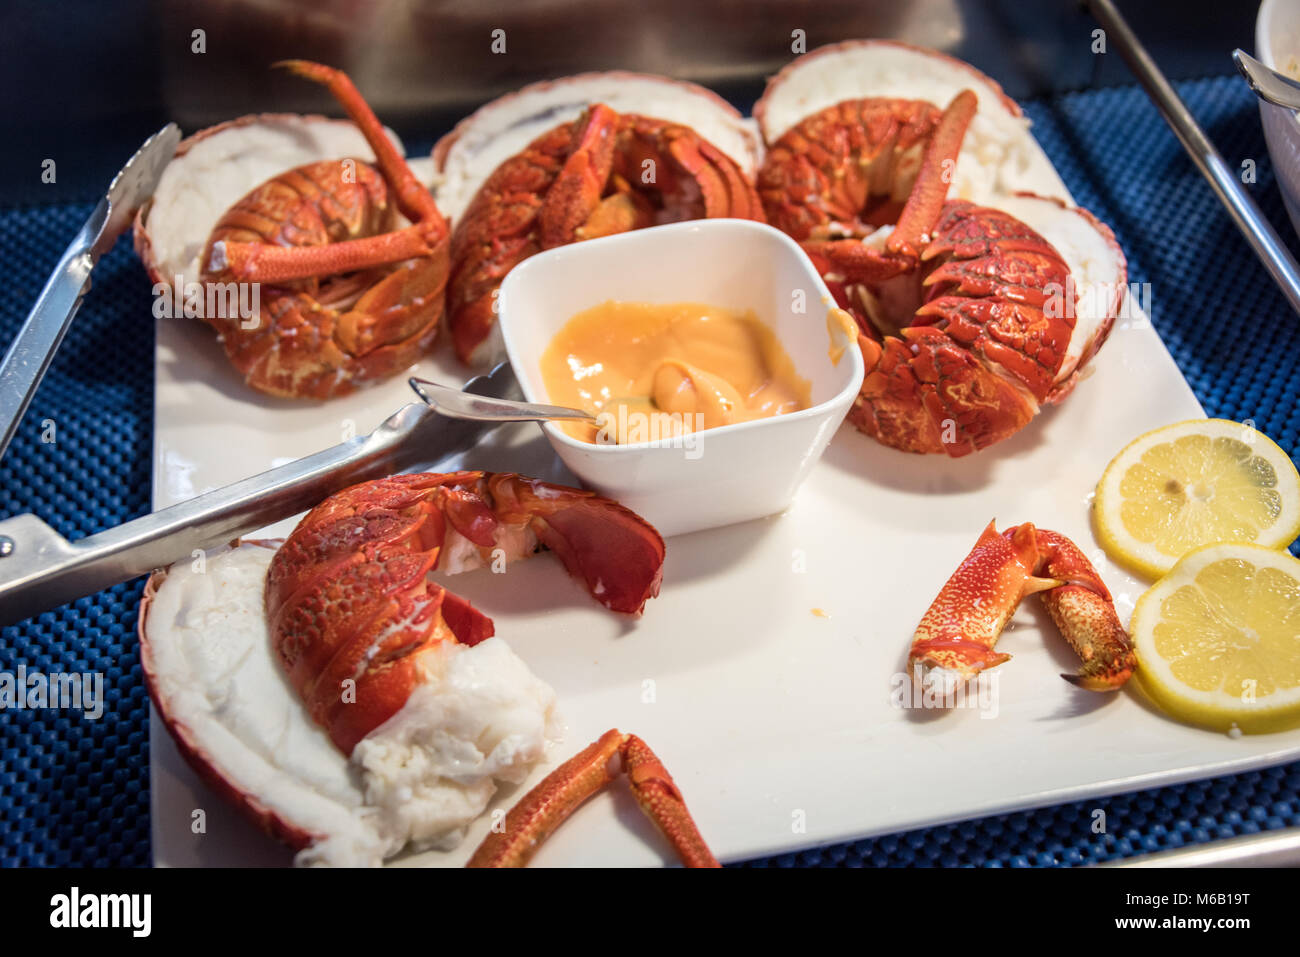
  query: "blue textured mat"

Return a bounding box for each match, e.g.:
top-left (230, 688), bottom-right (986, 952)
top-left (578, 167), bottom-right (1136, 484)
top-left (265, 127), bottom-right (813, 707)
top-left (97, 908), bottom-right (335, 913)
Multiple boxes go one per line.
top-left (1, 74), bottom-right (1298, 868)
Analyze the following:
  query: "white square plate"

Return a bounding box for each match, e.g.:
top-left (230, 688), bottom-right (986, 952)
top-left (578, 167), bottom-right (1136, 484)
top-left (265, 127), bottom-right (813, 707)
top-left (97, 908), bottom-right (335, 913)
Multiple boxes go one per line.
top-left (147, 150), bottom-right (1300, 868)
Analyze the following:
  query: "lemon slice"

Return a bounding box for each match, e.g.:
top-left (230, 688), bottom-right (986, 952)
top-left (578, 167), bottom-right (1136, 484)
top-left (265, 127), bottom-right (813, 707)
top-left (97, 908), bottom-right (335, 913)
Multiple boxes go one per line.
top-left (1094, 419), bottom-right (1300, 578)
top-left (1131, 543), bottom-right (1300, 733)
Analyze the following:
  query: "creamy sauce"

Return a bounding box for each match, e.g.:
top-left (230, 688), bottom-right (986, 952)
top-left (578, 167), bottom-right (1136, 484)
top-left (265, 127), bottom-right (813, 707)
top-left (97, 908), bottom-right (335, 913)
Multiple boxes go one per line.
top-left (540, 301), bottom-right (811, 444)
top-left (825, 306), bottom-right (859, 365)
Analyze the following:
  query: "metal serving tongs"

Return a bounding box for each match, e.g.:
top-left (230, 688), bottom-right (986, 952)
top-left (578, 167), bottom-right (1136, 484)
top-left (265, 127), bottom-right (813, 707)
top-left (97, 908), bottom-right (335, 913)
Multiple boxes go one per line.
top-left (1234, 49), bottom-right (1300, 111)
top-left (0, 362), bottom-right (522, 627)
top-left (0, 124), bottom-right (182, 461)
top-left (408, 376), bottom-right (597, 424)
top-left (1086, 0), bottom-right (1300, 315)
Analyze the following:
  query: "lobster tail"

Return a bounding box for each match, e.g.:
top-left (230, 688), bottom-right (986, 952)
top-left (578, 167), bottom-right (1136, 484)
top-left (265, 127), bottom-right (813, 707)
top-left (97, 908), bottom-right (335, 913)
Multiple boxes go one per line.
top-left (194, 62), bottom-right (449, 399)
top-left (266, 471), bottom-right (665, 754)
top-left (484, 473), bottom-right (665, 615)
top-left (447, 102), bottom-right (764, 364)
top-left (755, 41), bottom-right (1126, 456)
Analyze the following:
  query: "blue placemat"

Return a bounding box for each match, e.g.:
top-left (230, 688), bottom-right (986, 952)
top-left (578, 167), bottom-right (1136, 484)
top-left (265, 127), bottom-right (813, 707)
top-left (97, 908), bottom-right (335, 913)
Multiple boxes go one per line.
top-left (1, 74), bottom-right (1298, 868)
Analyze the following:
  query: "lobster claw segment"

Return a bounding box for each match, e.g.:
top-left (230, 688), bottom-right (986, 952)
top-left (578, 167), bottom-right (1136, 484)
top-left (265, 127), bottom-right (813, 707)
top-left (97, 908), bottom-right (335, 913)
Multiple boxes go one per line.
top-left (907, 521), bottom-right (1135, 693)
top-left (467, 729), bottom-right (720, 868)
top-left (266, 471), bottom-right (666, 755)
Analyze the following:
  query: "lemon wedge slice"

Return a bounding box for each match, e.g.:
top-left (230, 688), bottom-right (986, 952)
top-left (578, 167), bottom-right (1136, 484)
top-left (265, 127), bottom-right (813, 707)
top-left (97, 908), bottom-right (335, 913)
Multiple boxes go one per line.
top-left (1094, 419), bottom-right (1300, 578)
top-left (1131, 543), bottom-right (1300, 733)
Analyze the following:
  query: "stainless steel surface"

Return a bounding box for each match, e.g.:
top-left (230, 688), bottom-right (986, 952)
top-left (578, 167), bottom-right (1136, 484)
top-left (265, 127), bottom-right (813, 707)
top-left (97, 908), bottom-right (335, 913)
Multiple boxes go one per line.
top-left (0, 362), bottom-right (521, 627)
top-left (152, 0), bottom-right (967, 127)
top-left (0, 1), bottom-right (1259, 206)
top-left (1234, 48), bottom-right (1300, 110)
top-left (0, 123), bottom-right (180, 461)
top-left (409, 375), bottom-right (593, 423)
top-left (1102, 827), bottom-right (1300, 867)
top-left (1087, 0), bottom-right (1300, 317)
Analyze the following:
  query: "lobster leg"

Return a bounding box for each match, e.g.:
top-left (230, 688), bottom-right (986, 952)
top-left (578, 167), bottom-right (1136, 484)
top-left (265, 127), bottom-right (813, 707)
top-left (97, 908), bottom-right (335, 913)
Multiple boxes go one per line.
top-left (908, 521), bottom-right (1059, 689)
top-left (208, 227), bottom-right (442, 283)
top-left (210, 60), bottom-right (447, 284)
top-left (907, 521), bottom-right (1135, 691)
top-left (538, 104), bottom-right (621, 249)
top-left (277, 60), bottom-right (443, 226)
top-left (802, 91), bottom-right (978, 288)
top-left (621, 733), bottom-right (720, 868)
top-left (887, 90), bottom-right (976, 258)
top-left (803, 237), bottom-right (915, 285)
top-left (466, 729), bottom-right (719, 868)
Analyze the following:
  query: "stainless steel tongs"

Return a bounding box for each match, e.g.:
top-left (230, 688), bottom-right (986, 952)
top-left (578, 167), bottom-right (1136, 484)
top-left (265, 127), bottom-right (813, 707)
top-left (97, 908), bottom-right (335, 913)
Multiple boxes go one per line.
top-left (0, 363), bottom-right (522, 627)
top-left (0, 124), bottom-right (181, 460)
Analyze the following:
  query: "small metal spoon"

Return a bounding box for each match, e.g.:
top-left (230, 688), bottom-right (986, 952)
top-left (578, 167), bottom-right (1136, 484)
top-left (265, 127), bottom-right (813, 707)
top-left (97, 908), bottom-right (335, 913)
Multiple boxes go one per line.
top-left (1233, 49), bottom-right (1300, 111)
top-left (408, 376), bottom-right (597, 424)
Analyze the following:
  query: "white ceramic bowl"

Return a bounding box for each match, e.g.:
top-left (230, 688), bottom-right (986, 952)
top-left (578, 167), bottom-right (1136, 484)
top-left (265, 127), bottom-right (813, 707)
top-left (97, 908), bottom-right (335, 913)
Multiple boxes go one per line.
top-left (1257, 0), bottom-right (1300, 237)
top-left (497, 219), bottom-right (865, 538)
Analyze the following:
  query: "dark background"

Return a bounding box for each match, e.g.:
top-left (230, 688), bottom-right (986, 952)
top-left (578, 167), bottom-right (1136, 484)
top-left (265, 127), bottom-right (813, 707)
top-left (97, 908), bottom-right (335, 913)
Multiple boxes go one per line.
top-left (0, 0), bottom-right (1258, 205)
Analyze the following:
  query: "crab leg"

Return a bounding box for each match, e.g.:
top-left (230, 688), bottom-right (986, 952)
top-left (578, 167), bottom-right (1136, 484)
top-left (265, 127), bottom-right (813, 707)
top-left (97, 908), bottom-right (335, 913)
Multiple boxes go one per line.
top-left (210, 60), bottom-right (447, 284)
top-left (908, 521), bottom-right (1135, 691)
top-left (466, 729), bottom-right (720, 868)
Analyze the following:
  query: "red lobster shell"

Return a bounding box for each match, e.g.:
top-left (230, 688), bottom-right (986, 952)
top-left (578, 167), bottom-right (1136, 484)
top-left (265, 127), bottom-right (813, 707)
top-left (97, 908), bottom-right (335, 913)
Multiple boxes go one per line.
top-left (135, 64), bottom-right (449, 400)
top-left (755, 41), bottom-right (1127, 456)
top-left (265, 471), bottom-right (666, 754)
top-left (431, 73), bottom-right (766, 365)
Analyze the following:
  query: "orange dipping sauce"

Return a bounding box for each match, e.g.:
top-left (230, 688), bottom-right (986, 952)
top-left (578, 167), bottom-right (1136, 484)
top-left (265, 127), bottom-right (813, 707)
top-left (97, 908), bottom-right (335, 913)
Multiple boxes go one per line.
top-left (540, 301), bottom-right (811, 445)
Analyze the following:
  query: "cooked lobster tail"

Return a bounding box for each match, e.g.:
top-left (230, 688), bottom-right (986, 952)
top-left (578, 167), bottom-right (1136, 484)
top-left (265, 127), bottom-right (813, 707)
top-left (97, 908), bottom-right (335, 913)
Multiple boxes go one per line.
top-left (447, 102), bottom-right (765, 364)
top-left (265, 471), bottom-right (666, 754)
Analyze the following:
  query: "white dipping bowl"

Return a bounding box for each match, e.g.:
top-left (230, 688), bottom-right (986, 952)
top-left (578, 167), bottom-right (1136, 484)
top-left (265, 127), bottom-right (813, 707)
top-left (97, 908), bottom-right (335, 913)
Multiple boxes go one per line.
top-left (1257, 0), bottom-right (1300, 237)
top-left (497, 219), bottom-right (865, 538)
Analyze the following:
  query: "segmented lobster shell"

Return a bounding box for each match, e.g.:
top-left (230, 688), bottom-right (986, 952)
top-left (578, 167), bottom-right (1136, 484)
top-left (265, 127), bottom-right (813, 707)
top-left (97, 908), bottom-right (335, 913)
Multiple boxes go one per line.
top-left (265, 471), bottom-right (666, 754)
top-left (755, 41), bottom-right (1127, 456)
top-left (445, 106), bottom-right (765, 364)
top-left (199, 157), bottom-right (449, 399)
